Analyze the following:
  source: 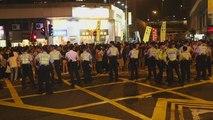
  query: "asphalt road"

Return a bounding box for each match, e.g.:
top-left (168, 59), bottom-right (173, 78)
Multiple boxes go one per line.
top-left (0, 66), bottom-right (213, 120)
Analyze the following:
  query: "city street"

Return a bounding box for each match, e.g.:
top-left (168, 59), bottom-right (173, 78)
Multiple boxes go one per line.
top-left (0, 67), bottom-right (213, 120)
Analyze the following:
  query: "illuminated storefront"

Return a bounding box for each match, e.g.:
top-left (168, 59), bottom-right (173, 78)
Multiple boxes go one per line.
top-left (51, 6), bottom-right (125, 45)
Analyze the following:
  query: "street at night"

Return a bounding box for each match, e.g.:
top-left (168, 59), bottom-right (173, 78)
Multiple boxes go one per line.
top-left (0, 0), bottom-right (213, 120)
top-left (0, 66), bottom-right (213, 120)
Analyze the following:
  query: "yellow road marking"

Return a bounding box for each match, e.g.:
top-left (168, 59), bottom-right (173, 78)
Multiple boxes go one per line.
top-left (170, 103), bottom-right (176, 120)
top-left (178, 105), bottom-right (184, 120)
top-left (62, 101), bottom-right (108, 111)
top-left (5, 80), bottom-right (23, 105)
top-left (63, 80), bottom-right (151, 120)
top-left (1, 80), bottom-right (125, 101)
top-left (120, 78), bottom-right (208, 101)
top-left (0, 101), bottom-right (119, 120)
top-left (152, 98), bottom-right (168, 120)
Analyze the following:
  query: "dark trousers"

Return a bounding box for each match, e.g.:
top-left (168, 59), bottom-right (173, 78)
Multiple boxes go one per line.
top-left (196, 55), bottom-right (207, 80)
top-left (180, 60), bottom-right (190, 84)
top-left (38, 65), bottom-right (52, 94)
top-left (147, 57), bottom-right (157, 80)
top-left (82, 61), bottom-right (92, 84)
top-left (167, 60), bottom-right (181, 85)
top-left (52, 60), bottom-right (62, 84)
top-left (130, 58), bottom-right (138, 80)
top-left (157, 60), bottom-right (165, 83)
top-left (68, 62), bottom-right (80, 86)
top-left (207, 56), bottom-right (212, 76)
top-left (21, 64), bottom-right (35, 89)
top-left (108, 56), bottom-right (118, 81)
top-left (96, 61), bottom-right (103, 74)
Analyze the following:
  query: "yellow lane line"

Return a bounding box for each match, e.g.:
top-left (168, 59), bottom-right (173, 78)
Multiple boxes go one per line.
top-left (170, 103), bottom-right (176, 120)
top-left (4, 80), bottom-right (23, 105)
top-left (62, 101), bottom-right (108, 111)
top-left (63, 80), bottom-right (151, 120)
top-left (62, 90), bottom-right (169, 111)
top-left (152, 98), bottom-right (168, 120)
top-left (120, 78), bottom-right (208, 101)
top-left (178, 105), bottom-right (184, 120)
top-left (0, 101), bottom-right (119, 120)
top-left (1, 80), bottom-right (125, 101)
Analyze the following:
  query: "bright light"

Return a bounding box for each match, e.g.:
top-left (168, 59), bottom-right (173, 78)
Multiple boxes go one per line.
top-left (152, 10), bottom-right (157, 15)
top-left (117, 1), bottom-right (121, 4)
top-left (147, 18), bottom-right (150, 21)
top-left (121, 3), bottom-right (125, 6)
top-left (184, 17), bottom-right (186, 20)
top-left (180, 5), bottom-right (183, 8)
top-left (72, 7), bottom-right (109, 19)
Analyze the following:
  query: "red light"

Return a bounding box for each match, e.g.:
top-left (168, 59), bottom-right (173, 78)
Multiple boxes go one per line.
top-left (33, 35), bottom-right (37, 39)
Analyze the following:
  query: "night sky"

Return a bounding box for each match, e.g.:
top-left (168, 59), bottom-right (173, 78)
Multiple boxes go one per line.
top-left (114, 0), bottom-right (191, 21)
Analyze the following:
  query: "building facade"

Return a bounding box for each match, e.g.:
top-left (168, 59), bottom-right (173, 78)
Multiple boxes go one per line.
top-left (0, 2), bottom-right (125, 47)
top-left (190, 0), bottom-right (213, 40)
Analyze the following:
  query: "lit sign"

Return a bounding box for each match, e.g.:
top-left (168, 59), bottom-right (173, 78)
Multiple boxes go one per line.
top-left (53, 30), bottom-right (67, 36)
top-left (207, 26), bottom-right (213, 34)
top-left (72, 7), bottom-right (109, 19)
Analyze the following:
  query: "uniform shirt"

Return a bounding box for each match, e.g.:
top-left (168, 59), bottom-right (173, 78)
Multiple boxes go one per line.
top-left (179, 51), bottom-right (191, 61)
top-left (35, 52), bottom-right (54, 65)
top-left (195, 44), bottom-right (208, 55)
top-left (165, 48), bottom-right (178, 61)
top-left (147, 47), bottom-right (158, 59)
top-left (129, 49), bottom-right (139, 59)
top-left (19, 52), bottom-right (32, 64)
top-left (179, 45), bottom-right (192, 53)
top-left (65, 50), bottom-right (79, 62)
top-left (80, 51), bottom-right (92, 61)
top-left (49, 49), bottom-right (61, 60)
top-left (157, 48), bottom-right (164, 60)
top-left (107, 46), bottom-right (119, 57)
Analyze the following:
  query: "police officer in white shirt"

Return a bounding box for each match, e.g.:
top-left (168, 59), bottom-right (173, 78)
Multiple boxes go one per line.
top-left (80, 45), bottom-right (93, 84)
top-left (49, 45), bottom-right (62, 85)
top-left (35, 46), bottom-right (54, 95)
top-left (195, 40), bottom-right (208, 80)
top-left (107, 41), bottom-right (119, 82)
top-left (65, 44), bottom-right (80, 87)
top-left (19, 47), bottom-right (35, 90)
top-left (128, 44), bottom-right (139, 80)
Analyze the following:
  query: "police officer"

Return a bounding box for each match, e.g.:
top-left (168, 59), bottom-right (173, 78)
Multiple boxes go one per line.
top-left (129, 44), bottom-right (139, 80)
top-left (80, 45), bottom-right (93, 84)
top-left (107, 41), bottom-right (119, 82)
top-left (195, 40), bottom-right (208, 80)
top-left (146, 42), bottom-right (158, 82)
top-left (179, 46), bottom-right (192, 85)
top-left (19, 47), bottom-right (35, 90)
top-left (165, 42), bottom-right (181, 86)
top-left (49, 45), bottom-right (62, 85)
top-left (65, 44), bottom-right (80, 87)
top-left (35, 46), bottom-right (54, 95)
top-left (156, 42), bottom-right (166, 84)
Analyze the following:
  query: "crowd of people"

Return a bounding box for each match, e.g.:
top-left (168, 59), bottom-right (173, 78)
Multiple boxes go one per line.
top-left (0, 40), bottom-right (212, 95)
